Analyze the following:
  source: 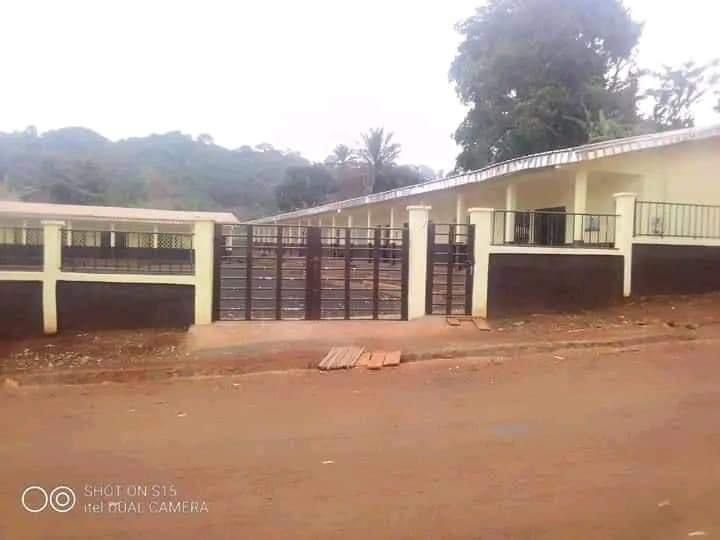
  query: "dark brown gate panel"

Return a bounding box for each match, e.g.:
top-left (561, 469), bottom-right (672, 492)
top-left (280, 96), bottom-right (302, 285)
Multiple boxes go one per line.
top-left (319, 226), bottom-right (408, 320)
top-left (217, 224), bottom-right (309, 320)
top-left (216, 224), bottom-right (408, 321)
top-left (426, 223), bottom-right (474, 316)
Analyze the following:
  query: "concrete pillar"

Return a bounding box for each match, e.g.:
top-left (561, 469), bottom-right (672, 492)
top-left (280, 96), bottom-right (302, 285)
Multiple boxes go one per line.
top-left (21, 221), bottom-right (28, 245)
top-left (574, 170), bottom-right (588, 242)
top-left (467, 208), bottom-right (494, 318)
top-left (331, 214), bottom-right (337, 228)
top-left (505, 184), bottom-right (517, 243)
top-left (367, 208), bottom-right (373, 240)
top-left (152, 225), bottom-right (159, 248)
top-left (193, 220), bottom-right (215, 325)
top-left (110, 224), bottom-right (116, 248)
top-left (407, 205), bottom-right (431, 320)
top-left (455, 193), bottom-right (466, 225)
top-left (614, 193), bottom-right (637, 297)
top-left (41, 220), bottom-right (64, 335)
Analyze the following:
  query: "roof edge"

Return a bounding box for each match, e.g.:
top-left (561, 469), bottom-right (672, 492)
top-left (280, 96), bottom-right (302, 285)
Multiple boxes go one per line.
top-left (251, 123), bottom-right (720, 224)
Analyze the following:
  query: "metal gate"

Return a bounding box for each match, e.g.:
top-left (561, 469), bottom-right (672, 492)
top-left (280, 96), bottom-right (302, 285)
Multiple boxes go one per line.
top-left (426, 223), bottom-right (474, 316)
top-left (215, 224), bottom-right (408, 321)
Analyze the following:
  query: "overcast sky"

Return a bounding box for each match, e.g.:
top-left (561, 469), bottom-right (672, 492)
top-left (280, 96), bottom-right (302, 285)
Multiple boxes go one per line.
top-left (1, 0), bottom-right (719, 172)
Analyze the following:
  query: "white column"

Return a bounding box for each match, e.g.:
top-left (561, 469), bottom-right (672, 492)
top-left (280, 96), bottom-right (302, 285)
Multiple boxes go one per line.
top-left (505, 184), bottom-right (517, 243)
top-left (65, 221), bottom-right (73, 246)
top-left (367, 208), bottom-right (372, 241)
top-left (614, 193), bottom-right (637, 297)
top-left (21, 221), bottom-right (28, 245)
top-left (193, 220), bottom-right (215, 325)
top-left (407, 205), bottom-right (431, 320)
top-left (110, 224), bottom-right (116, 248)
top-left (41, 220), bottom-right (64, 335)
top-left (574, 170), bottom-right (588, 243)
top-left (455, 193), bottom-right (466, 225)
top-left (468, 209), bottom-right (494, 318)
top-left (152, 225), bottom-right (159, 248)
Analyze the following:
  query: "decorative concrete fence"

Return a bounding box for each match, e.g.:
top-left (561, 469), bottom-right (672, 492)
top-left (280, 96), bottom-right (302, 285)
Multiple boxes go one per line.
top-left (3, 193), bottom-right (720, 337)
top-left (0, 220), bottom-right (215, 337)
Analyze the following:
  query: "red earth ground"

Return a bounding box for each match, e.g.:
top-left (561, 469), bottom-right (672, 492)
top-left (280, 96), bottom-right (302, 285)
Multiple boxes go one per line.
top-left (2, 293), bottom-right (720, 537)
top-left (2, 292), bottom-right (720, 383)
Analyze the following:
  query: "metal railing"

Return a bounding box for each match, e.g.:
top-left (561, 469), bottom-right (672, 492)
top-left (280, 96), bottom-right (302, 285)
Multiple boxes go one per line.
top-left (0, 227), bottom-right (44, 269)
top-left (492, 210), bottom-right (617, 248)
top-left (634, 201), bottom-right (720, 239)
top-left (61, 229), bottom-right (195, 274)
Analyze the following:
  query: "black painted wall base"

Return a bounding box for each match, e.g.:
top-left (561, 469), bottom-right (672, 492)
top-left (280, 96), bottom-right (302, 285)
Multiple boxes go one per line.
top-left (487, 253), bottom-right (624, 318)
top-left (0, 281), bottom-right (43, 338)
top-left (632, 244), bottom-right (720, 296)
top-left (57, 282), bottom-right (195, 331)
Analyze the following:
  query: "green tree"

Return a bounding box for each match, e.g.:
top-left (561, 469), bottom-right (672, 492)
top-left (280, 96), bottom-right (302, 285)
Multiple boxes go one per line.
top-left (644, 60), bottom-right (720, 131)
top-left (450, 0), bottom-right (642, 171)
top-left (358, 128), bottom-right (401, 193)
top-left (275, 164), bottom-right (338, 212)
top-left (325, 144), bottom-right (356, 167)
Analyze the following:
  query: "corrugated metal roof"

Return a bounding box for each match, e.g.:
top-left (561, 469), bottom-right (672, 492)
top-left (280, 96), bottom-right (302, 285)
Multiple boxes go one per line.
top-left (252, 124), bottom-right (720, 224)
top-left (0, 201), bottom-right (240, 224)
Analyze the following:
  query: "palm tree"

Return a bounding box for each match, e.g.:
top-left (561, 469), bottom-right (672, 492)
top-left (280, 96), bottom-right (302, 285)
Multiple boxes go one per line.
top-left (358, 128), bottom-right (401, 193)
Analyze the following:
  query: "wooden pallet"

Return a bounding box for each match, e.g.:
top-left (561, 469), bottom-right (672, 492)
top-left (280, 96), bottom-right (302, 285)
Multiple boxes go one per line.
top-left (318, 348), bottom-right (402, 371)
top-left (318, 346), bottom-right (365, 370)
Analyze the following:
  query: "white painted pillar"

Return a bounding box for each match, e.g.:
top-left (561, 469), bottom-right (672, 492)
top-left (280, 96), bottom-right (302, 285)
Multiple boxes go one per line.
top-left (41, 220), bottom-right (64, 335)
top-left (153, 225), bottom-right (159, 248)
top-left (367, 208), bottom-right (372, 241)
top-left (504, 184), bottom-right (517, 243)
top-left (193, 220), bottom-right (215, 325)
top-left (574, 170), bottom-right (588, 243)
top-left (468, 208), bottom-right (494, 319)
top-left (21, 221), bottom-right (28, 245)
top-left (407, 205), bottom-right (431, 320)
top-left (614, 193), bottom-right (637, 298)
top-left (110, 224), bottom-right (116, 248)
top-left (455, 193), bottom-right (466, 225)
top-left (331, 214), bottom-right (337, 228)
top-left (65, 221), bottom-right (73, 246)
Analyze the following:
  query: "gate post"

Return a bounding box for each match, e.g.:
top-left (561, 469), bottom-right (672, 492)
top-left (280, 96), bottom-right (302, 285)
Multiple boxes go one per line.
top-left (305, 227), bottom-right (322, 320)
top-left (194, 220), bottom-right (215, 325)
top-left (41, 220), bottom-right (64, 335)
top-left (407, 205), bottom-right (431, 320)
top-left (613, 192), bottom-right (637, 297)
top-left (467, 208), bottom-right (494, 319)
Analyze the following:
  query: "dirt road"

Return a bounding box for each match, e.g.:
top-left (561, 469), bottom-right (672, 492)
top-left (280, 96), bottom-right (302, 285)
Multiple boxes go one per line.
top-left (3, 338), bottom-right (720, 539)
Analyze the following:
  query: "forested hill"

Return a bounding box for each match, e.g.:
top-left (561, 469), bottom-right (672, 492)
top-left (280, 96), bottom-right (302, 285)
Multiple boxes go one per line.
top-left (0, 127), bottom-right (310, 219)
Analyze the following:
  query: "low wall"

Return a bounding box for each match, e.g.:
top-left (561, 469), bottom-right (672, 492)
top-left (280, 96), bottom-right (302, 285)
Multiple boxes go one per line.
top-left (487, 253), bottom-right (623, 318)
top-left (632, 244), bottom-right (720, 296)
top-left (57, 282), bottom-right (195, 331)
top-left (0, 281), bottom-right (43, 337)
